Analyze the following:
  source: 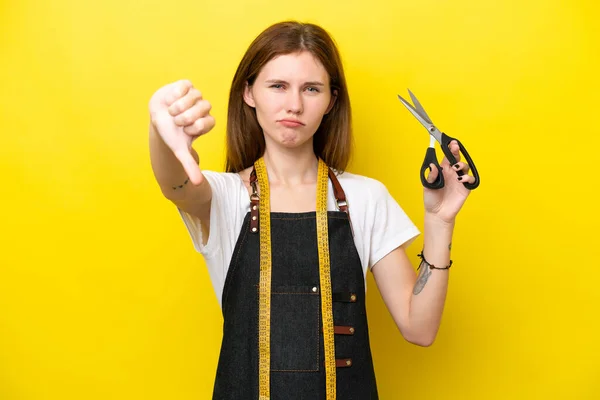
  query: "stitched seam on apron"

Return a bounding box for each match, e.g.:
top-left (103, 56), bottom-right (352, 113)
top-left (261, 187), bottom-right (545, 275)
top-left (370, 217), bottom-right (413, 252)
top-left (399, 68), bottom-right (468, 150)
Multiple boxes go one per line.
top-left (270, 292), bottom-right (319, 295)
top-left (271, 369), bottom-right (319, 372)
top-left (271, 215), bottom-right (348, 221)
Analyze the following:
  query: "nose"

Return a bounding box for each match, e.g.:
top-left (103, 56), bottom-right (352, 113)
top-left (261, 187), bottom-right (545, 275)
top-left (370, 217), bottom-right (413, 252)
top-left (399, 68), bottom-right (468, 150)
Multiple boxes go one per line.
top-left (285, 89), bottom-right (303, 115)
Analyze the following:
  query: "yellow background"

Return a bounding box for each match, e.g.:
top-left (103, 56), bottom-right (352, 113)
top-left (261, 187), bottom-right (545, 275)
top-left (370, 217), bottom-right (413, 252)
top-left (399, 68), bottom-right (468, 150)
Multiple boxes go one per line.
top-left (1, 0), bottom-right (598, 398)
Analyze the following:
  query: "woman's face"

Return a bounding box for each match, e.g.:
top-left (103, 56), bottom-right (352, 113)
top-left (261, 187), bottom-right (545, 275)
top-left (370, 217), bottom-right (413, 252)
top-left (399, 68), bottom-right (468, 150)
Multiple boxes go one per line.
top-left (244, 51), bottom-right (336, 150)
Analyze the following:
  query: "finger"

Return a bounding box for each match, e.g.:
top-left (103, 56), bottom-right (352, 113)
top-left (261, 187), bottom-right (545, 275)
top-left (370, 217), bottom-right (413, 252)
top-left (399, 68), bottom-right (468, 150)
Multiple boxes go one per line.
top-left (173, 100), bottom-right (212, 126)
top-left (173, 148), bottom-right (204, 185)
top-left (457, 173), bottom-right (475, 185)
top-left (183, 115), bottom-right (216, 136)
top-left (448, 140), bottom-right (461, 163)
top-left (426, 163), bottom-right (440, 183)
top-left (165, 79), bottom-right (193, 106)
top-left (168, 88), bottom-right (203, 116)
top-left (451, 161), bottom-right (470, 174)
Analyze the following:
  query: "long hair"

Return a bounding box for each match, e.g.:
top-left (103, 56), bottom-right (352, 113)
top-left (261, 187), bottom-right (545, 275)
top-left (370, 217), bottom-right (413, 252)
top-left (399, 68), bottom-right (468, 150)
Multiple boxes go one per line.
top-left (225, 21), bottom-right (353, 173)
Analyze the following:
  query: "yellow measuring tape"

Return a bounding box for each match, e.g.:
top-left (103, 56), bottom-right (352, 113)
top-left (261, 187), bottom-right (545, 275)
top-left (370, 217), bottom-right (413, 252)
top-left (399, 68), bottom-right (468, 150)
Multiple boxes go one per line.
top-left (315, 158), bottom-right (337, 399)
top-left (255, 157), bottom-right (272, 400)
top-left (255, 157), bottom-right (336, 400)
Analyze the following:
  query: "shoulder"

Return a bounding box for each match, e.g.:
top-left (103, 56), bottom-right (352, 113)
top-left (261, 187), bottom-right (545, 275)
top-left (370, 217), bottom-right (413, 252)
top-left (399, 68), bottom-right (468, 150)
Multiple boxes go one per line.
top-left (200, 170), bottom-right (250, 212)
top-left (202, 169), bottom-right (242, 183)
top-left (332, 170), bottom-right (391, 202)
top-left (332, 169), bottom-right (420, 271)
top-left (201, 170), bottom-right (246, 193)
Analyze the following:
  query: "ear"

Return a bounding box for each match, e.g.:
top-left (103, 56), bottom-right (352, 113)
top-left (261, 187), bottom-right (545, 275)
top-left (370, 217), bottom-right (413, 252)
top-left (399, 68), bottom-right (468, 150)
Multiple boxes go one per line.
top-left (243, 82), bottom-right (256, 108)
top-left (325, 89), bottom-right (338, 114)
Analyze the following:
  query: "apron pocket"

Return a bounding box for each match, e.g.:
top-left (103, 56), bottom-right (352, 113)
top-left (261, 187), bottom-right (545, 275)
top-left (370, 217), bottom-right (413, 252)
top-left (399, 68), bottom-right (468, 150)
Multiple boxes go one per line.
top-left (270, 285), bottom-right (320, 372)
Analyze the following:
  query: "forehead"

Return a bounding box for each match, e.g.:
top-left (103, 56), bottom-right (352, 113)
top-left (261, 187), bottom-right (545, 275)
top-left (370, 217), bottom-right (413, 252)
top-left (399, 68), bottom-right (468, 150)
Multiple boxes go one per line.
top-left (258, 51), bottom-right (329, 82)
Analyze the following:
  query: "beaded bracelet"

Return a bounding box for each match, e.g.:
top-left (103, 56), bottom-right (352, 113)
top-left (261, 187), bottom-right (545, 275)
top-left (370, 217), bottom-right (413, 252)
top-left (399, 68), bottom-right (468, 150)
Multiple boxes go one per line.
top-left (417, 251), bottom-right (453, 270)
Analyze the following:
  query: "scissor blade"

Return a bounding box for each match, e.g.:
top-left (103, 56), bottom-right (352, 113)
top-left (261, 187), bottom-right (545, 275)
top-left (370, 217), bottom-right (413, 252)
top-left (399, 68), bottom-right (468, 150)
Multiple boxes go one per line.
top-left (397, 95), bottom-right (431, 129)
top-left (408, 89), bottom-right (432, 124)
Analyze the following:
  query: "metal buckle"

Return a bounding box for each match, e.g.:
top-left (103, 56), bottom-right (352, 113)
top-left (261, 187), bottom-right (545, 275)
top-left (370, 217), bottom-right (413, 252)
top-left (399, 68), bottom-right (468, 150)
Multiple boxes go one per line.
top-left (250, 181), bottom-right (259, 201)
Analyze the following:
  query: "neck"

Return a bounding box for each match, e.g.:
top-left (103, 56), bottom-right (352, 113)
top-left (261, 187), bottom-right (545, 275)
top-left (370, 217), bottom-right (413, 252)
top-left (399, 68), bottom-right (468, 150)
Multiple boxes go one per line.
top-left (262, 142), bottom-right (318, 186)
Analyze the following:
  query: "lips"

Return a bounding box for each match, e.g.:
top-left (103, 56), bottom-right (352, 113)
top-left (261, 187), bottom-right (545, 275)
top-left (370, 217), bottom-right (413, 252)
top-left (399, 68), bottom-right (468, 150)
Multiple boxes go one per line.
top-left (278, 119), bottom-right (305, 127)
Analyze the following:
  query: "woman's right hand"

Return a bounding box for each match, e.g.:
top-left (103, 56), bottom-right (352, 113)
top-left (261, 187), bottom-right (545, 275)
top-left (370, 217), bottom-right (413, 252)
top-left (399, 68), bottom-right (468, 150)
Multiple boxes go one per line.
top-left (148, 80), bottom-right (215, 185)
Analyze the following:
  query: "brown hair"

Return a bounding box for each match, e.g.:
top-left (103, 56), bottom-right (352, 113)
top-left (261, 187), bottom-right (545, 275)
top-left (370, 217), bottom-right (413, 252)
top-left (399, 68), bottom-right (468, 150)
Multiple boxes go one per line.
top-left (225, 21), bottom-right (353, 173)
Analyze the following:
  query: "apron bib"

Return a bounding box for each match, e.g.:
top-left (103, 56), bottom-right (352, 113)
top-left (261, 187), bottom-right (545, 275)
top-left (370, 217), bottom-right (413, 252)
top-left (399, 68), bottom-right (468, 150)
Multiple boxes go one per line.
top-left (212, 157), bottom-right (378, 399)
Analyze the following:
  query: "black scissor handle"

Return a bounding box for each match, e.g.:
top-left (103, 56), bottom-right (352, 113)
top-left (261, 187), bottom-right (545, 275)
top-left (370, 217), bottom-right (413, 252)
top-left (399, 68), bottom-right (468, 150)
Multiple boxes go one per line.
top-left (440, 133), bottom-right (480, 190)
top-left (420, 147), bottom-right (444, 189)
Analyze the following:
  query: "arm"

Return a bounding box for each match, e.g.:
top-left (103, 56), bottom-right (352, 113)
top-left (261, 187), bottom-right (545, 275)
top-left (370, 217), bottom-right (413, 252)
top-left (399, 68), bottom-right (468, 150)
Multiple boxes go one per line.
top-left (149, 123), bottom-right (211, 215)
top-left (148, 80), bottom-right (216, 244)
top-left (372, 139), bottom-right (474, 346)
top-left (371, 214), bottom-right (454, 347)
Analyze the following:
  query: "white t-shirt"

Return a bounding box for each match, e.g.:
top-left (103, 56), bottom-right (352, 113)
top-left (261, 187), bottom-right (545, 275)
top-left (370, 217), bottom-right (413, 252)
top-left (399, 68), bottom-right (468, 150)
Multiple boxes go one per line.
top-left (178, 170), bottom-right (420, 308)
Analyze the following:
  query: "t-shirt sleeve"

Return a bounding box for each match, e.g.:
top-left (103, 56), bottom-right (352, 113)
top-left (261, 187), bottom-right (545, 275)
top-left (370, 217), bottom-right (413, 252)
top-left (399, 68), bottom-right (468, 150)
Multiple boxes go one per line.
top-left (368, 181), bottom-right (420, 268)
top-left (177, 171), bottom-right (244, 295)
top-left (177, 171), bottom-right (233, 256)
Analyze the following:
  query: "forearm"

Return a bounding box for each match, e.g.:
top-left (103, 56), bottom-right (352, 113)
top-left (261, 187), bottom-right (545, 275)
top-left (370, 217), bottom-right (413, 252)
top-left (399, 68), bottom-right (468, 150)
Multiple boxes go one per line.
top-left (149, 122), bottom-right (200, 201)
top-left (407, 213), bottom-right (454, 345)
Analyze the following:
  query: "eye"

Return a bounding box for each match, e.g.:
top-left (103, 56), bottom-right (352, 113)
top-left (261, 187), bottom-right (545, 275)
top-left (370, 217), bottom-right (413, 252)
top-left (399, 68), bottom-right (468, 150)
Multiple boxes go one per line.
top-left (306, 86), bottom-right (320, 93)
top-left (270, 84), bottom-right (284, 89)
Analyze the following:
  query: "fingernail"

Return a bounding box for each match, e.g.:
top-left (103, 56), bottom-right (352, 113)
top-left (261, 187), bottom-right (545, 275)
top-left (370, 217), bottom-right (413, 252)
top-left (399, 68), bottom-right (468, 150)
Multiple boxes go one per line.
top-left (453, 164), bottom-right (460, 170)
top-left (458, 176), bottom-right (463, 181)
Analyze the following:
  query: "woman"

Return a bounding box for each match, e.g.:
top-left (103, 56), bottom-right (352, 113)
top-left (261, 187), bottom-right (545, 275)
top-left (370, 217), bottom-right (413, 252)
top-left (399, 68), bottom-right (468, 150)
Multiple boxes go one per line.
top-left (149, 20), bottom-right (473, 400)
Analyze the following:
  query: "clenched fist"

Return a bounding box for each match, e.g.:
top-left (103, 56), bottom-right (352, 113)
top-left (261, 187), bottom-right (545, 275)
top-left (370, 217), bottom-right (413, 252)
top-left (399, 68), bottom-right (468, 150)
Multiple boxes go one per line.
top-left (149, 80), bottom-right (215, 185)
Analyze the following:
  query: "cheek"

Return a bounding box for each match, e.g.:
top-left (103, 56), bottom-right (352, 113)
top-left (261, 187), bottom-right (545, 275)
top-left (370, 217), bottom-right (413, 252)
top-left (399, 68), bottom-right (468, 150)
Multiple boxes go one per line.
top-left (255, 91), bottom-right (284, 113)
top-left (253, 96), bottom-right (282, 132)
top-left (307, 97), bottom-right (331, 119)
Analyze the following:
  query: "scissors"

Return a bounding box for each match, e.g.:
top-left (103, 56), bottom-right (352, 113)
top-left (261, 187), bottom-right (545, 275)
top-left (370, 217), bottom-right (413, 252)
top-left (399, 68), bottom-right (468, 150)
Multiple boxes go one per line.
top-left (397, 89), bottom-right (480, 190)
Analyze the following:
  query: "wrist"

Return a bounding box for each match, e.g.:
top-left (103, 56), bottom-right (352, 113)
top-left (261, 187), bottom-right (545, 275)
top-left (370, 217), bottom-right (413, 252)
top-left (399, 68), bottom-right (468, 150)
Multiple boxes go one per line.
top-left (424, 212), bottom-right (455, 230)
top-left (424, 213), bottom-right (454, 252)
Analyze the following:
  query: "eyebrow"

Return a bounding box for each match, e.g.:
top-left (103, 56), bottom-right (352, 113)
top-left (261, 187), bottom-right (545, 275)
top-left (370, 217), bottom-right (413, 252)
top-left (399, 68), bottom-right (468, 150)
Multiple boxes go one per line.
top-left (265, 79), bottom-right (325, 86)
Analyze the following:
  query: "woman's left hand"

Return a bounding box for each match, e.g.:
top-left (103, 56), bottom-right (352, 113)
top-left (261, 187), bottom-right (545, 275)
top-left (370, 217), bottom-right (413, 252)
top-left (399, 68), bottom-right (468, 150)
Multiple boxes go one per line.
top-left (423, 140), bottom-right (475, 223)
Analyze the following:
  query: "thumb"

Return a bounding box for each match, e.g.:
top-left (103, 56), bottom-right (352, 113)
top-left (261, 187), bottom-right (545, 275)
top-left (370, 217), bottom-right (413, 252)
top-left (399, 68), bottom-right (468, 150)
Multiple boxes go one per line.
top-left (427, 163), bottom-right (440, 184)
top-left (174, 149), bottom-right (204, 186)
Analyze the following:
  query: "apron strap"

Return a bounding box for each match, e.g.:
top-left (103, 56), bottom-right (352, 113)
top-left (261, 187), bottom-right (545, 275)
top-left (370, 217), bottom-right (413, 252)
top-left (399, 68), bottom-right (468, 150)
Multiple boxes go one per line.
top-left (327, 168), bottom-right (348, 213)
top-left (248, 164), bottom-right (351, 234)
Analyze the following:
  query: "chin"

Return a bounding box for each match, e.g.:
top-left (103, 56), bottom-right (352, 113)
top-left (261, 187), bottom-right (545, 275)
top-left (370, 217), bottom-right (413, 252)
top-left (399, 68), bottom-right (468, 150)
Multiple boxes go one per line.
top-left (279, 136), bottom-right (301, 147)
top-left (275, 130), bottom-right (312, 148)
